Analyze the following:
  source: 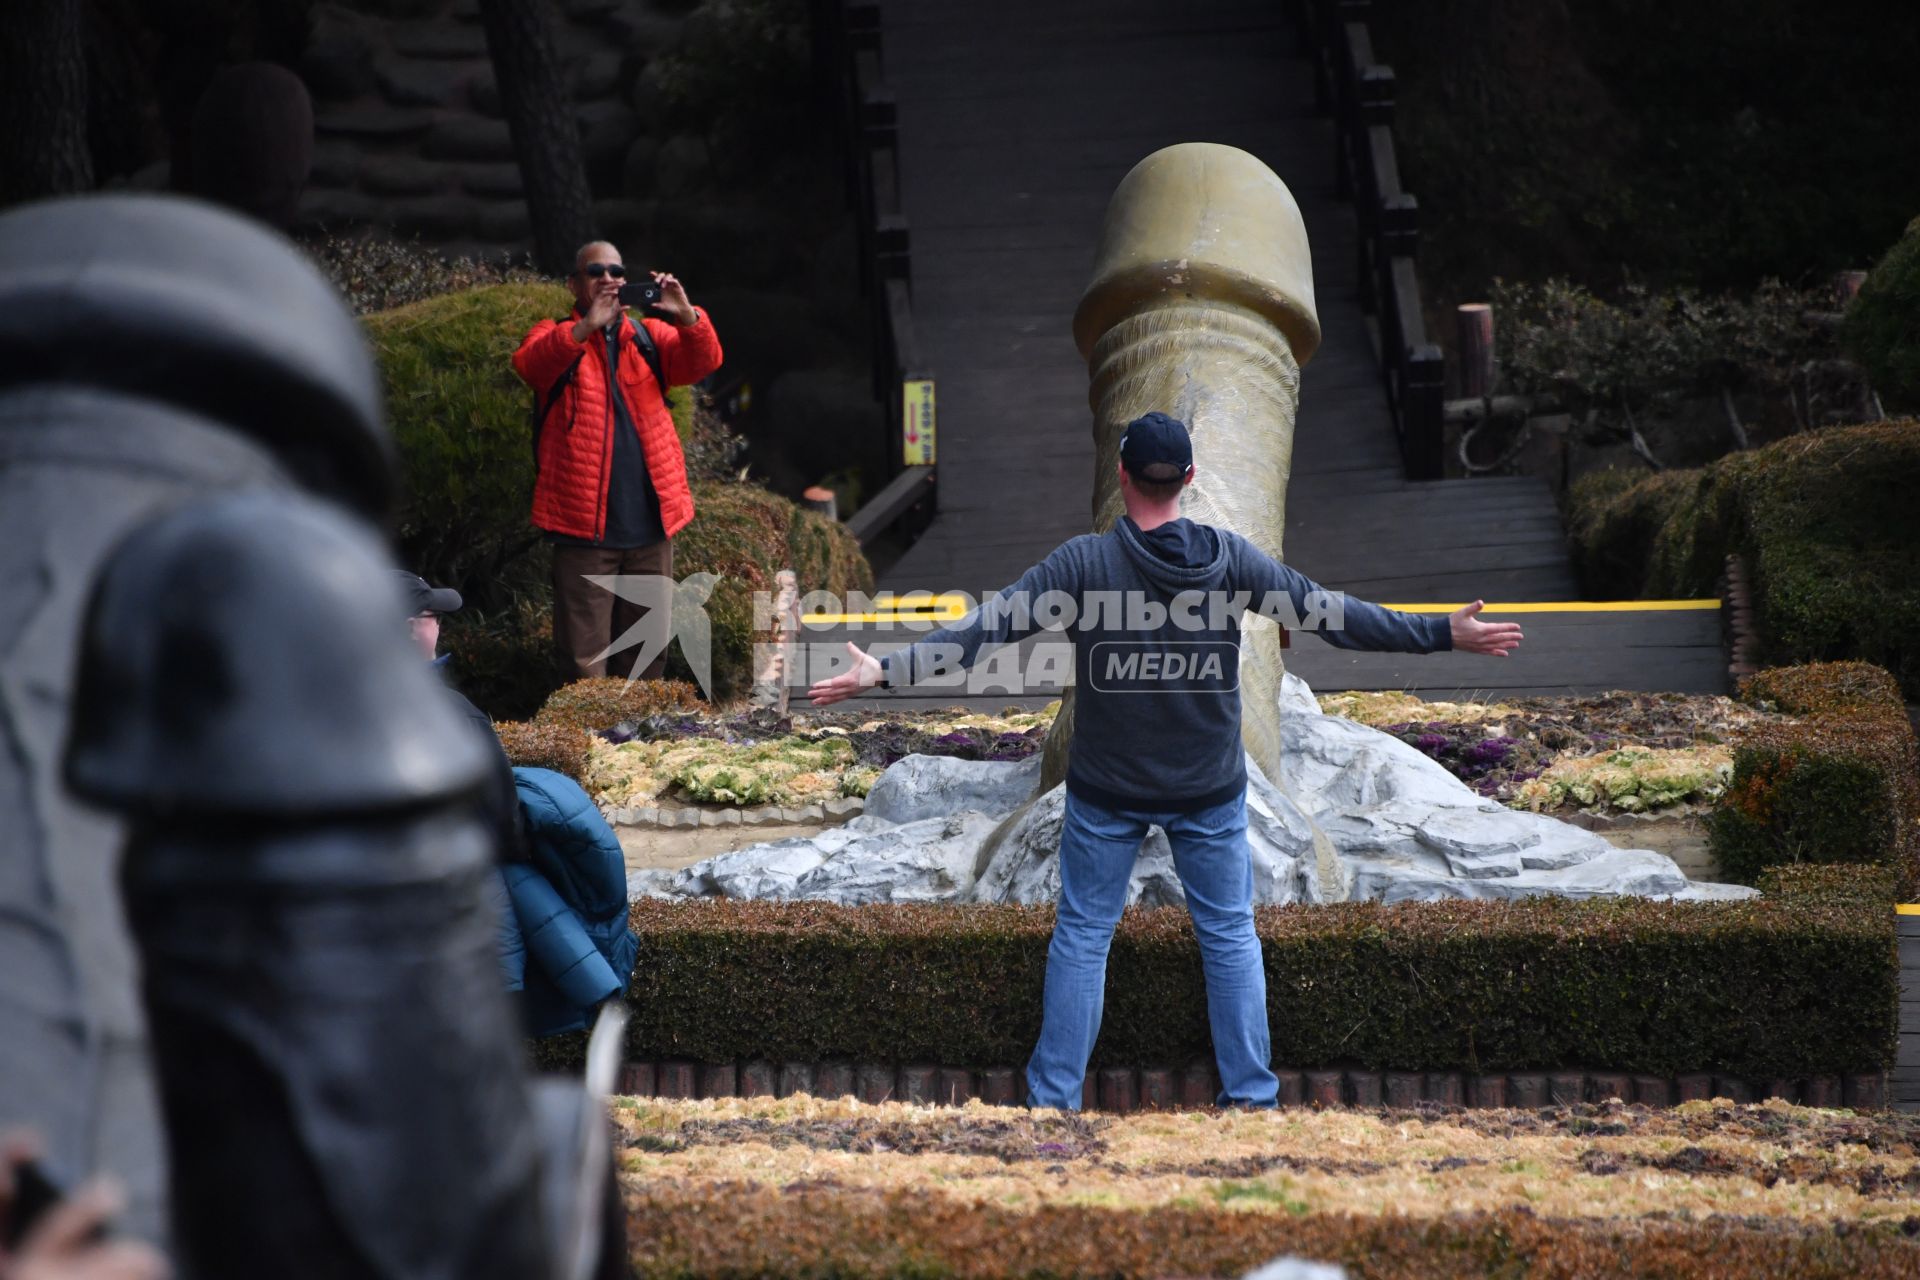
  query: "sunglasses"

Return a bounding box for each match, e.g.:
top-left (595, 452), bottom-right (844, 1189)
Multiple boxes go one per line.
top-left (579, 262), bottom-right (627, 279)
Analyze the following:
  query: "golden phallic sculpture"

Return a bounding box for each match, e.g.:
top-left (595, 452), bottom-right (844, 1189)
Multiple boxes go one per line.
top-left (1040, 142), bottom-right (1322, 801)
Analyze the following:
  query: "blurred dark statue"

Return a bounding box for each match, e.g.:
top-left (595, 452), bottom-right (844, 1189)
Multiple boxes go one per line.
top-left (65, 492), bottom-right (550, 1278)
top-left (0, 192), bottom-right (390, 1240)
top-left (188, 61), bottom-right (315, 230)
top-left (0, 194), bottom-right (612, 1278)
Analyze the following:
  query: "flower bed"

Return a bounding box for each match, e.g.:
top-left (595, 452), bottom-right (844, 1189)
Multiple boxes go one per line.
top-left (611, 1095), bottom-right (1920, 1278)
top-left (1318, 688), bottom-right (1775, 813)
top-left (581, 704), bottom-right (1056, 809)
top-left (1513, 744), bottom-right (1733, 813)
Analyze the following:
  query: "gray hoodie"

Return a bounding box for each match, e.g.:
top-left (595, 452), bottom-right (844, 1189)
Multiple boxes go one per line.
top-left (881, 516), bottom-right (1451, 812)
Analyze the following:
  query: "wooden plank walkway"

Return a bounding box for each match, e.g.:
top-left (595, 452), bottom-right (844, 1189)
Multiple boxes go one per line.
top-left (831, 0), bottom-right (1725, 707)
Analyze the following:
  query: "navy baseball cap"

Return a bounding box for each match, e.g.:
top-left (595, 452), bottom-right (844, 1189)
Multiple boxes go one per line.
top-left (1119, 412), bottom-right (1194, 480)
top-left (394, 570), bottom-right (462, 617)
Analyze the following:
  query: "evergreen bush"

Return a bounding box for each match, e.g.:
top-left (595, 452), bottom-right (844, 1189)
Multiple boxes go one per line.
top-left (1842, 215), bottom-right (1920, 412)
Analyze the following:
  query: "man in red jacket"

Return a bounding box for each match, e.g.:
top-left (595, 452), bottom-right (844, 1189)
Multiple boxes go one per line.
top-left (513, 240), bottom-right (723, 681)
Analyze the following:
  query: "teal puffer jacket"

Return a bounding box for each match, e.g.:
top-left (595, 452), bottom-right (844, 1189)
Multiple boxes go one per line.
top-left (496, 766), bottom-right (639, 1037)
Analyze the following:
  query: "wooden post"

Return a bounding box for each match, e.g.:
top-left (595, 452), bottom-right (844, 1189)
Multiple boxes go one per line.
top-left (1403, 343), bottom-right (1446, 481)
top-left (1456, 303), bottom-right (1495, 400)
top-left (801, 485), bottom-right (839, 521)
top-left (749, 569), bottom-right (801, 712)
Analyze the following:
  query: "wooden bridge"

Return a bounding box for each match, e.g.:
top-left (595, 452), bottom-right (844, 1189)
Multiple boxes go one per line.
top-left (806, 0), bottom-right (1726, 707)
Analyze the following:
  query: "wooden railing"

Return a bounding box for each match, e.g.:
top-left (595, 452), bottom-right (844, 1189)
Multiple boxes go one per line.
top-left (1294, 0), bottom-right (1445, 480)
top-left (813, 0), bottom-right (937, 544)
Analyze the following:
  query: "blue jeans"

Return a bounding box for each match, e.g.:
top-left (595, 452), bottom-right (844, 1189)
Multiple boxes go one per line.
top-left (1024, 789), bottom-right (1278, 1109)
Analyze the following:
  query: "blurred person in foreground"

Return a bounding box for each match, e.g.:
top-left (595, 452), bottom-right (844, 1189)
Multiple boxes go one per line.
top-left (512, 241), bottom-right (722, 684)
top-left (808, 412), bottom-right (1524, 1110)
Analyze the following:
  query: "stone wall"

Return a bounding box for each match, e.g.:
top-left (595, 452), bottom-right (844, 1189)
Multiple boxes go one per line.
top-left (298, 0), bottom-right (674, 259)
top-left (295, 0), bottom-right (882, 495)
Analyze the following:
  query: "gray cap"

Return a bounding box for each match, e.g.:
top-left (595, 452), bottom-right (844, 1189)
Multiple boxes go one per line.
top-left (394, 571), bottom-right (462, 617)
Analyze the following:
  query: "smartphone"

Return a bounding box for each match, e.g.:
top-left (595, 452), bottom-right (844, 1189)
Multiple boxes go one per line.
top-left (618, 278), bottom-right (663, 310)
top-left (3, 1161), bottom-right (106, 1249)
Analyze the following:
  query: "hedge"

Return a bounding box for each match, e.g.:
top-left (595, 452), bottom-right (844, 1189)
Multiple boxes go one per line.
top-left (1564, 421), bottom-right (1920, 697)
top-left (614, 896), bottom-right (1897, 1079)
top-left (495, 719), bottom-right (593, 781)
top-left (1563, 467), bottom-right (1696, 601)
top-left (622, 1187), bottom-right (1920, 1279)
top-left (536, 678), bottom-right (704, 733)
top-left (1710, 661), bottom-right (1920, 897)
top-left (1844, 214), bottom-right (1920, 413)
top-left (1758, 862), bottom-right (1902, 908)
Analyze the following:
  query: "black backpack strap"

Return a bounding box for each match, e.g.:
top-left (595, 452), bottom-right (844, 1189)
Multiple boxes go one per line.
top-left (626, 315), bottom-right (674, 409)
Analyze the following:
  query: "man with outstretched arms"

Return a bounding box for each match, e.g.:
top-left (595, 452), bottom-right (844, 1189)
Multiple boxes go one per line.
top-left (808, 412), bottom-right (1524, 1109)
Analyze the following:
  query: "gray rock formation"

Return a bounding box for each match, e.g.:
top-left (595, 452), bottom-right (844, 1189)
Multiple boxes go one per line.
top-left (631, 811), bottom-right (1001, 904)
top-left (862, 753), bottom-right (1043, 825)
top-left (628, 674), bottom-right (1757, 906)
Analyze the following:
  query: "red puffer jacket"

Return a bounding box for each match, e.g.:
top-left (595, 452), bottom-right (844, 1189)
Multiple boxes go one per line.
top-left (512, 307), bottom-right (723, 541)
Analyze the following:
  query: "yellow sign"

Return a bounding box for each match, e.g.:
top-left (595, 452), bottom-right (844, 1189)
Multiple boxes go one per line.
top-left (902, 379), bottom-right (935, 465)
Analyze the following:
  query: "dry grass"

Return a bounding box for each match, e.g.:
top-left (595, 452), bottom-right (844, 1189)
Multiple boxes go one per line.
top-left (611, 1094), bottom-right (1920, 1225)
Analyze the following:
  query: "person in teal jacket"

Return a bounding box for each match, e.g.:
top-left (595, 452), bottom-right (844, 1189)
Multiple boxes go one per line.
top-left (494, 767), bottom-right (640, 1037)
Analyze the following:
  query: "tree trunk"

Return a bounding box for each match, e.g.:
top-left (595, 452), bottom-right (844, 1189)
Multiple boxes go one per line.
top-left (0, 0), bottom-right (95, 207)
top-left (477, 0), bottom-right (595, 274)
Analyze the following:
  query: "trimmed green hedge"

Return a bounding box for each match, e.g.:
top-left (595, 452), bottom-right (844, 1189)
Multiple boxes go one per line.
top-left (615, 896), bottom-right (1896, 1078)
top-left (1564, 466), bottom-right (1697, 601)
top-left (1758, 862), bottom-right (1902, 908)
top-left (1844, 215), bottom-right (1920, 412)
top-left (1710, 661), bottom-right (1920, 897)
top-left (1564, 422), bottom-right (1920, 696)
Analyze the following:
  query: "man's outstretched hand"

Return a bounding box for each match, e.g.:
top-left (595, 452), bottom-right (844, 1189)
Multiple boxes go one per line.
top-left (1450, 600), bottom-right (1524, 656)
top-left (807, 642), bottom-right (884, 706)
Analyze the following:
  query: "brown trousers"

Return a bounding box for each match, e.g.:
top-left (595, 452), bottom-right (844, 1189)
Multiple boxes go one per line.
top-left (550, 538), bottom-right (674, 682)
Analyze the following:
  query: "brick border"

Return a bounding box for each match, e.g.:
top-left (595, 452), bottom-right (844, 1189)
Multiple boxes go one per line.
top-left (616, 1060), bottom-right (1891, 1112)
top-left (1725, 552), bottom-right (1760, 682)
top-left (605, 797), bottom-right (865, 829)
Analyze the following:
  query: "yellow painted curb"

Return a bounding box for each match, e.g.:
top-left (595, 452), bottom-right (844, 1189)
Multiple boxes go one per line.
top-left (1895, 903), bottom-right (1920, 916)
top-left (803, 593), bottom-right (972, 625)
top-left (1379, 600), bottom-right (1722, 613)
top-left (808, 597), bottom-right (1722, 624)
